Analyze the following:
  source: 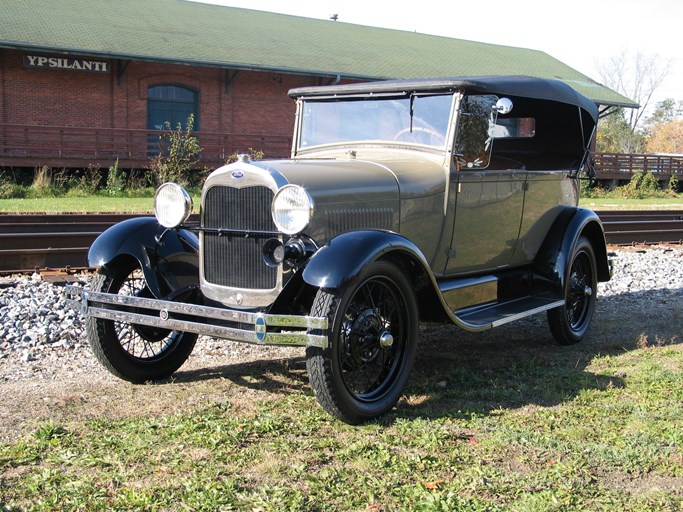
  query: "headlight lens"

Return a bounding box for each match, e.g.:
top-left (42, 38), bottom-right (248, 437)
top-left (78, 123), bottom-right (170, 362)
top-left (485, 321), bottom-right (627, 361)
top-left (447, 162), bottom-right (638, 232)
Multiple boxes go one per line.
top-left (271, 185), bottom-right (314, 235)
top-left (154, 183), bottom-right (193, 228)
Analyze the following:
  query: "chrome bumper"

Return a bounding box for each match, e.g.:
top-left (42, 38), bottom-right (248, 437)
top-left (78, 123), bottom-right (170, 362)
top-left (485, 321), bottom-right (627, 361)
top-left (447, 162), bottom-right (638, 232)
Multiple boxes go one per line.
top-left (65, 286), bottom-right (328, 348)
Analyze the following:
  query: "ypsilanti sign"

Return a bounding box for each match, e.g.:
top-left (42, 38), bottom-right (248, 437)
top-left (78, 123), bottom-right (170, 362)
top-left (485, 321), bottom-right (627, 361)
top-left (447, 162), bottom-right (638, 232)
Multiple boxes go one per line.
top-left (24, 55), bottom-right (109, 72)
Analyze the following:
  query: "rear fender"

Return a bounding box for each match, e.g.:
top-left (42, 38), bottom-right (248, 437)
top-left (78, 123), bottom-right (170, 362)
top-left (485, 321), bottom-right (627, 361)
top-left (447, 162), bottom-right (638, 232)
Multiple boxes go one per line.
top-left (88, 217), bottom-right (199, 299)
top-left (534, 207), bottom-right (610, 293)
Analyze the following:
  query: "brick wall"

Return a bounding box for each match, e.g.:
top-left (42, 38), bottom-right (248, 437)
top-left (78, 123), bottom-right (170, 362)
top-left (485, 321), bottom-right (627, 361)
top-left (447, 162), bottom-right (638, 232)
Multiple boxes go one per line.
top-left (0, 48), bottom-right (324, 162)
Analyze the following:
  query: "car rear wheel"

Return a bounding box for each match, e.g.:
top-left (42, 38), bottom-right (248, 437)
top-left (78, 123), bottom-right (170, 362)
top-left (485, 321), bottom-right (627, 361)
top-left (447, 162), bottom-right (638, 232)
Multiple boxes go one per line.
top-left (86, 259), bottom-right (198, 383)
top-left (306, 261), bottom-right (418, 424)
top-left (547, 236), bottom-right (597, 345)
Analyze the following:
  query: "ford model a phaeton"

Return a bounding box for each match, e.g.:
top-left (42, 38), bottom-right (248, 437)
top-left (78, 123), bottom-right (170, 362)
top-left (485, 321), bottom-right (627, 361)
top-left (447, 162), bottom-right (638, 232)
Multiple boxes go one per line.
top-left (68, 76), bottom-right (611, 423)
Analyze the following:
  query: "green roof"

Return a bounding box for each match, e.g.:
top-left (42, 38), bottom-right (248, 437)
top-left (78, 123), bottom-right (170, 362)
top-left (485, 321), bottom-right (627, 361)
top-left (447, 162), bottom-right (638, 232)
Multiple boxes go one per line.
top-left (1, 0), bottom-right (637, 108)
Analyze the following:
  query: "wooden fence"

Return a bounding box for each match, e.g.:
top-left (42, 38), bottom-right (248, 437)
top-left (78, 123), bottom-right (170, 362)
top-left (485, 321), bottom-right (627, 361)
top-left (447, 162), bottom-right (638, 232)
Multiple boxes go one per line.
top-left (0, 124), bottom-right (681, 180)
top-left (0, 124), bottom-right (292, 169)
top-left (593, 152), bottom-right (683, 181)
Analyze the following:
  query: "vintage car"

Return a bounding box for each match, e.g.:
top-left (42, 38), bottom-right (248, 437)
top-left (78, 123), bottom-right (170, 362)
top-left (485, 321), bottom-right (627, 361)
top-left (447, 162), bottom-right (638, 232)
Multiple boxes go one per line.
top-left (67, 75), bottom-right (611, 424)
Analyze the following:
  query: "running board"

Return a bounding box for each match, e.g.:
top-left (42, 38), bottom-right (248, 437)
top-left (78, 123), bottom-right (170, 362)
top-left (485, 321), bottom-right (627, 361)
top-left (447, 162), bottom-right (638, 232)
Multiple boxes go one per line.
top-left (454, 296), bottom-right (564, 331)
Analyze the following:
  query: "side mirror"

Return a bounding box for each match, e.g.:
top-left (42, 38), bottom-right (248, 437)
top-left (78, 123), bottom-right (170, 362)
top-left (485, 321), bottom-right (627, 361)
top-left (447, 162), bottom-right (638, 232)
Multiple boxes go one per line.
top-left (494, 97), bottom-right (513, 115)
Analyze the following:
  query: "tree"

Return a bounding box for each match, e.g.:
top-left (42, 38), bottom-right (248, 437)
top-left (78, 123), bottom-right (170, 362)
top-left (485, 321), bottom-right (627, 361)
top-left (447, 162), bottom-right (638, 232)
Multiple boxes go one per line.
top-left (595, 51), bottom-right (671, 154)
top-left (645, 98), bottom-right (683, 127)
top-left (596, 109), bottom-right (646, 153)
top-left (596, 51), bottom-right (672, 131)
top-left (646, 119), bottom-right (683, 154)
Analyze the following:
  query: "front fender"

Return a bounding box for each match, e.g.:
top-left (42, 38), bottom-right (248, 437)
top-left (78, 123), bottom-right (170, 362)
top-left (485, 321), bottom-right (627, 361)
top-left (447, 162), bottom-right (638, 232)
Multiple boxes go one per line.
top-left (302, 230), bottom-right (431, 290)
top-left (88, 217), bottom-right (199, 299)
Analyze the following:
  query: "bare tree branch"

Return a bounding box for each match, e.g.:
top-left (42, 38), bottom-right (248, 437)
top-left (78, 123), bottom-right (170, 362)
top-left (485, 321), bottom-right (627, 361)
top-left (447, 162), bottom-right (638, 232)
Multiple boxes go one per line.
top-left (596, 50), bottom-right (672, 132)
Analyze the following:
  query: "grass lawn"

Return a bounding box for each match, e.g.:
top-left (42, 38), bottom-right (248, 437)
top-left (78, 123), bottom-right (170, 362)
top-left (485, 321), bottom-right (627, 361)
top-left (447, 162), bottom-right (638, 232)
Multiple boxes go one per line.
top-left (581, 197), bottom-right (683, 210)
top-left (0, 195), bottom-right (198, 214)
top-left (1, 339), bottom-right (681, 511)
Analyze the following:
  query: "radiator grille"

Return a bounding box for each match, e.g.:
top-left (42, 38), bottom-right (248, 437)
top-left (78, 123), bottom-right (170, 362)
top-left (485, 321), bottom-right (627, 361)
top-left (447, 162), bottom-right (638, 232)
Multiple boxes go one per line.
top-left (202, 185), bottom-right (277, 290)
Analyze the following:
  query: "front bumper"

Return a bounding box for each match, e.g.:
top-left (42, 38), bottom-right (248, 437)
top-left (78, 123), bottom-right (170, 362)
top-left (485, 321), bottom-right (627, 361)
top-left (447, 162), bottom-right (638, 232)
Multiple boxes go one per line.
top-left (65, 286), bottom-right (328, 348)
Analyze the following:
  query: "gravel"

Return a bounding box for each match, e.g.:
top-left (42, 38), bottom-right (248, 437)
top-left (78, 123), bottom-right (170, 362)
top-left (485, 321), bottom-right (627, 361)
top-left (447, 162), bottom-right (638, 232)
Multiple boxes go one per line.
top-left (1, 246), bottom-right (682, 382)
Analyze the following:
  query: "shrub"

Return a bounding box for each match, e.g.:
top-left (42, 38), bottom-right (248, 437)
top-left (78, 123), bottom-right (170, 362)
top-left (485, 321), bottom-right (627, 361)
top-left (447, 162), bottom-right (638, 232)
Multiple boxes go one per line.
top-left (225, 147), bottom-right (265, 164)
top-left (149, 114), bottom-right (202, 186)
top-left (29, 166), bottom-right (68, 197)
top-left (67, 165), bottom-right (101, 195)
top-left (105, 158), bottom-right (125, 195)
top-left (0, 182), bottom-right (28, 199)
top-left (620, 170), bottom-right (661, 199)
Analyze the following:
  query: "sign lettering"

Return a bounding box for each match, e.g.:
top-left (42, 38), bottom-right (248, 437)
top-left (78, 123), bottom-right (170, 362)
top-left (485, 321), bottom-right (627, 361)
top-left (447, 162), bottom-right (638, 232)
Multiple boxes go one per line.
top-left (24, 55), bottom-right (109, 73)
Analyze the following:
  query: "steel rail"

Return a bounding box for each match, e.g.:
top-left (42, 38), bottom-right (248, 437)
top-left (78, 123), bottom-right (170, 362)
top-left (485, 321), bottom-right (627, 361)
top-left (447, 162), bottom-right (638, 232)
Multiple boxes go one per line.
top-left (0, 211), bottom-right (682, 274)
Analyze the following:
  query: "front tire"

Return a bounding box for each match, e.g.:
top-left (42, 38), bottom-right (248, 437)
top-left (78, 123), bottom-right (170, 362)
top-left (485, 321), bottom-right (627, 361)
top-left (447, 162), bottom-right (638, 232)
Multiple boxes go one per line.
top-left (547, 236), bottom-right (597, 345)
top-left (86, 259), bottom-right (198, 383)
top-left (306, 261), bottom-right (419, 424)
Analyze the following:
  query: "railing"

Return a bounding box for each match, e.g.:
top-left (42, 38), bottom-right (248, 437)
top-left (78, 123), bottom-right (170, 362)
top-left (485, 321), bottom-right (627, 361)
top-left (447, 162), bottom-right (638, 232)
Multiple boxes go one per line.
top-left (593, 152), bottom-right (683, 179)
top-left (1, 125), bottom-right (681, 178)
top-left (0, 124), bottom-right (292, 168)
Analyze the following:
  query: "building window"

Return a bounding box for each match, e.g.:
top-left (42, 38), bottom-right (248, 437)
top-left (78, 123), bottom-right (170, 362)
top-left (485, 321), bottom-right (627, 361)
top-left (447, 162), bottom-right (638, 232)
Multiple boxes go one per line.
top-left (147, 85), bottom-right (199, 131)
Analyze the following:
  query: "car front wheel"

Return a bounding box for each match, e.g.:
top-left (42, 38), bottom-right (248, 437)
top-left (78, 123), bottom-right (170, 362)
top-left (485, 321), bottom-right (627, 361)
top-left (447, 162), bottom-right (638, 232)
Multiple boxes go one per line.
top-left (86, 259), bottom-right (198, 383)
top-left (306, 261), bottom-right (419, 424)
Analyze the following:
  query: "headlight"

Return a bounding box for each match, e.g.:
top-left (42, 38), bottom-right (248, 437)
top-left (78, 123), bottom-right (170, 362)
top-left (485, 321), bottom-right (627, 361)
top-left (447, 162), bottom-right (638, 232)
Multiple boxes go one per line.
top-left (154, 183), bottom-right (193, 228)
top-left (271, 185), bottom-right (314, 235)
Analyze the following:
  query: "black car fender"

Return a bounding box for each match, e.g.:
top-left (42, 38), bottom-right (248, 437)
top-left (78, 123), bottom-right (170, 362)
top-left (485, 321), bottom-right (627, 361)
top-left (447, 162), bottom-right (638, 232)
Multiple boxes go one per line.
top-left (301, 229), bottom-right (432, 291)
top-left (88, 217), bottom-right (199, 299)
top-left (534, 207), bottom-right (611, 293)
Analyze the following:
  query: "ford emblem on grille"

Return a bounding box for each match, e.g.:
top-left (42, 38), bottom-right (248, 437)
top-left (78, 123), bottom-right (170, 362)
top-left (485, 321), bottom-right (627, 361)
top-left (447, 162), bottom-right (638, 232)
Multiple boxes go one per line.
top-left (231, 170), bottom-right (244, 179)
top-left (255, 315), bottom-right (266, 342)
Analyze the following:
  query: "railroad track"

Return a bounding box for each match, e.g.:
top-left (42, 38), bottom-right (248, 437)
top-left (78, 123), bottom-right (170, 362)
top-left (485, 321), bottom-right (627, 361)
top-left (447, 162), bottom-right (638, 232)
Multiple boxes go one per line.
top-left (0, 210), bottom-right (682, 274)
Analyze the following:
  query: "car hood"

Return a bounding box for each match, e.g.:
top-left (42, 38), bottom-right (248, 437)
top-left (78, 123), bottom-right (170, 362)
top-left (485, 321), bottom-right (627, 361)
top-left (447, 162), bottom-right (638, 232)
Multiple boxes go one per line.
top-left (253, 157), bottom-right (400, 205)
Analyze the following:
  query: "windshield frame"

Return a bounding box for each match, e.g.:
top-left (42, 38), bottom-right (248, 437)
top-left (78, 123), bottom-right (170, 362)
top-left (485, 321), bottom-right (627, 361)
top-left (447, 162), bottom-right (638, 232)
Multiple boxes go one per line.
top-left (292, 92), bottom-right (457, 155)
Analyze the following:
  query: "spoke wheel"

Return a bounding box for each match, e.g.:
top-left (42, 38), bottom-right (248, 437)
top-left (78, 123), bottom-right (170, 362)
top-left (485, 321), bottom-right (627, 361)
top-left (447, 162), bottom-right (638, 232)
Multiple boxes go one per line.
top-left (86, 259), bottom-right (197, 383)
top-left (307, 261), bottom-right (418, 424)
top-left (547, 237), bottom-right (597, 345)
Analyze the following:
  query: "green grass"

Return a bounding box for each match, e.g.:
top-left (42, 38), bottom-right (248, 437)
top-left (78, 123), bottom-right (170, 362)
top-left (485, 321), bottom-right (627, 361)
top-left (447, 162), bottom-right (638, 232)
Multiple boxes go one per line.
top-left (2, 344), bottom-right (681, 511)
top-left (580, 197), bottom-right (683, 210)
top-left (0, 195), bottom-right (200, 214)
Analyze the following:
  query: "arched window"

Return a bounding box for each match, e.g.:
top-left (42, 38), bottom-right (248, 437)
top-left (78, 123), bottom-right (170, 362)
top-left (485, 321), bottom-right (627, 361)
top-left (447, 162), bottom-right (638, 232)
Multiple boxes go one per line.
top-left (147, 85), bottom-right (199, 131)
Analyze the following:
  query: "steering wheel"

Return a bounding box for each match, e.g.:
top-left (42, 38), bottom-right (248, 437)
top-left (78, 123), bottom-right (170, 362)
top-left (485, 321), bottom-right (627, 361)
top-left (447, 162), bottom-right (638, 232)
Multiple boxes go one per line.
top-left (393, 126), bottom-right (445, 145)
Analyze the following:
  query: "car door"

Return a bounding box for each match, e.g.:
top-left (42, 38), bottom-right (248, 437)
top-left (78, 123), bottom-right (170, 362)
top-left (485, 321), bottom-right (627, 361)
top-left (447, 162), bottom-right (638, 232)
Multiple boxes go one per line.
top-left (443, 94), bottom-right (525, 275)
top-left (445, 168), bottom-right (525, 274)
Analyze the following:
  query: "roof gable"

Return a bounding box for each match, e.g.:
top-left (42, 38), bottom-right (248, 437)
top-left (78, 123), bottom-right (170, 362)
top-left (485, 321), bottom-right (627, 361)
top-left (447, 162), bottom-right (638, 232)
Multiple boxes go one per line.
top-left (0, 0), bottom-right (637, 107)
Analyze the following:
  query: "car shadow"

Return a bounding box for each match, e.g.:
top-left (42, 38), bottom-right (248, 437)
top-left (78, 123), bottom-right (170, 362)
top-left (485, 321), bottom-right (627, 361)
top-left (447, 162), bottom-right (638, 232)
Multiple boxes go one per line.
top-left (170, 287), bottom-right (681, 420)
top-left (172, 353), bottom-right (310, 395)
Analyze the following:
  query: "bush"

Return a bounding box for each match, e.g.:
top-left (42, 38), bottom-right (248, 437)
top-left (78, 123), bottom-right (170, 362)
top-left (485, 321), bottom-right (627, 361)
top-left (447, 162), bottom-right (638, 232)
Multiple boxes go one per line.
top-left (149, 114), bottom-right (201, 186)
top-left (67, 165), bottom-right (101, 195)
top-left (0, 182), bottom-right (28, 199)
top-left (28, 166), bottom-right (69, 197)
top-left (226, 148), bottom-right (265, 163)
top-left (105, 158), bottom-right (125, 195)
top-left (620, 170), bottom-right (661, 199)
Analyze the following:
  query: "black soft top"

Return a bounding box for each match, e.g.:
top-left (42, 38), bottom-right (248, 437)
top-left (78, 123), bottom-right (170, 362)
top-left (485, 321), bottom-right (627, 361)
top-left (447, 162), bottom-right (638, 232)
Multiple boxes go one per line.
top-left (289, 75), bottom-right (598, 122)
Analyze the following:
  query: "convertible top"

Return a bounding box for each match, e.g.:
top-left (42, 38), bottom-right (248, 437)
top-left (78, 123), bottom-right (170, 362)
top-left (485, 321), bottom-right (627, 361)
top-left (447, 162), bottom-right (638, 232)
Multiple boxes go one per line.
top-left (289, 75), bottom-right (599, 122)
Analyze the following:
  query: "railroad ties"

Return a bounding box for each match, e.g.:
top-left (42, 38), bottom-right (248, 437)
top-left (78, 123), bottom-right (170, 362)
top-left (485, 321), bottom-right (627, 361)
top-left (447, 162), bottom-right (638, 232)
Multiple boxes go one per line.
top-left (596, 210), bottom-right (683, 246)
top-left (0, 211), bottom-right (682, 274)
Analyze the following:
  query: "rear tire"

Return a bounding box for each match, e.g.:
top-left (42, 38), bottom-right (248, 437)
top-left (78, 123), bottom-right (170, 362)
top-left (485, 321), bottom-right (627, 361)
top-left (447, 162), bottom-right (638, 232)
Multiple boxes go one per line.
top-left (86, 260), bottom-right (198, 383)
top-left (306, 261), bottom-right (418, 424)
top-left (547, 236), bottom-right (597, 345)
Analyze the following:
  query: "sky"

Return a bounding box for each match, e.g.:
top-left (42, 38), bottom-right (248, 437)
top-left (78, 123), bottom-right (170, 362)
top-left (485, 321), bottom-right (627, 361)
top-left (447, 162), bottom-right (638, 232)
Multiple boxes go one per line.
top-left (191, 0), bottom-right (681, 114)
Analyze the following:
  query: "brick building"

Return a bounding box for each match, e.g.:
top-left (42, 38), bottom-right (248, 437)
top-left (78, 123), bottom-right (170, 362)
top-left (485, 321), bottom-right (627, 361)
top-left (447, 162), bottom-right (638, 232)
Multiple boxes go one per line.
top-left (1, 0), bottom-right (635, 171)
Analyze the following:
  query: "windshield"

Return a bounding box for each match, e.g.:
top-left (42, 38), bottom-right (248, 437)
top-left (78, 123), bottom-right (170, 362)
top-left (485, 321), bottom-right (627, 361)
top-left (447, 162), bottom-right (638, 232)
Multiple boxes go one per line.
top-left (298, 94), bottom-right (453, 149)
